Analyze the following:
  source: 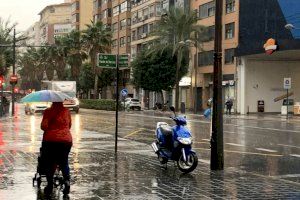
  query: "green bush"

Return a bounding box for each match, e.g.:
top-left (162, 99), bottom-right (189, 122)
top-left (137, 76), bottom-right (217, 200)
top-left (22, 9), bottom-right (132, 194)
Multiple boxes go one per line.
top-left (79, 99), bottom-right (123, 111)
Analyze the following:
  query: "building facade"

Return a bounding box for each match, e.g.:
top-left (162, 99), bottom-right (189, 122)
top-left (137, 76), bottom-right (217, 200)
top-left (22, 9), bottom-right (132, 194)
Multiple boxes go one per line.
top-left (190, 0), bottom-right (238, 112)
top-left (39, 3), bottom-right (72, 44)
top-left (23, 22), bottom-right (41, 47)
top-left (71, 0), bottom-right (94, 30)
top-left (236, 0), bottom-right (300, 114)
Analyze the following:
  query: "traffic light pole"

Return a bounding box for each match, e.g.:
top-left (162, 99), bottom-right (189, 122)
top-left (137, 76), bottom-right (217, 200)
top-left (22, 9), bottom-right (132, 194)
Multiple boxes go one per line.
top-left (211, 0), bottom-right (224, 170)
top-left (11, 28), bottom-right (16, 116)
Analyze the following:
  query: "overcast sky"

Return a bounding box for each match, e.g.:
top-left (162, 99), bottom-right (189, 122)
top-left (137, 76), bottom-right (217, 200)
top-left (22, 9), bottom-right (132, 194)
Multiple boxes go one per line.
top-left (0, 0), bottom-right (65, 31)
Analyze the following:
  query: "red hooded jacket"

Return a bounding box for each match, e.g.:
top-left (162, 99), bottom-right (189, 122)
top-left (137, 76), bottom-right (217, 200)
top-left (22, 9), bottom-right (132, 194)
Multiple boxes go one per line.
top-left (41, 103), bottom-right (72, 143)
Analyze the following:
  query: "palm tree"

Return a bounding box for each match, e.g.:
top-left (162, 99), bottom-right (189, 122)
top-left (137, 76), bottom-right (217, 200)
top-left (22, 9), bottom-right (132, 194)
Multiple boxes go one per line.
top-left (0, 17), bottom-right (16, 76)
top-left (82, 21), bottom-right (112, 99)
top-left (64, 30), bottom-right (87, 82)
top-left (46, 37), bottom-right (68, 80)
top-left (151, 7), bottom-right (208, 111)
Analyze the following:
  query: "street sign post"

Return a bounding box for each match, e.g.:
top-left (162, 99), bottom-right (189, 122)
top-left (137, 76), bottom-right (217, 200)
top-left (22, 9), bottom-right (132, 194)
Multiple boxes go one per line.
top-left (284, 78), bottom-right (292, 120)
top-left (97, 53), bottom-right (129, 153)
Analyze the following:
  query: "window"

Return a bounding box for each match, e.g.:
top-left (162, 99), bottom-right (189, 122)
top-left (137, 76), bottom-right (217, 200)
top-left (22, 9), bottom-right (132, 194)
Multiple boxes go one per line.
top-left (113, 6), bottom-right (119, 16)
top-left (72, 1), bottom-right (79, 12)
top-left (120, 37), bottom-right (126, 47)
top-left (149, 23), bottom-right (154, 32)
top-left (120, 19), bottom-right (126, 30)
top-left (198, 51), bottom-right (214, 66)
top-left (149, 5), bottom-right (155, 17)
top-left (225, 49), bottom-right (235, 64)
top-left (50, 7), bottom-right (55, 13)
top-left (199, 1), bottom-right (215, 19)
top-left (103, 0), bottom-right (108, 4)
top-left (132, 12), bottom-right (137, 24)
top-left (226, 0), bottom-right (235, 13)
top-left (120, 1), bottom-right (129, 13)
top-left (94, 14), bottom-right (101, 22)
top-left (72, 13), bottom-right (79, 23)
top-left (127, 36), bottom-right (131, 43)
top-left (127, 18), bottom-right (131, 26)
top-left (132, 30), bottom-right (136, 41)
top-left (112, 40), bottom-right (117, 48)
top-left (143, 24), bottom-right (148, 33)
top-left (137, 10), bottom-right (143, 22)
top-left (207, 25), bottom-right (215, 41)
top-left (103, 8), bottom-right (111, 18)
top-left (143, 7), bottom-right (149, 19)
top-left (112, 23), bottom-right (118, 32)
top-left (225, 22), bottom-right (235, 39)
top-left (156, 3), bottom-right (162, 16)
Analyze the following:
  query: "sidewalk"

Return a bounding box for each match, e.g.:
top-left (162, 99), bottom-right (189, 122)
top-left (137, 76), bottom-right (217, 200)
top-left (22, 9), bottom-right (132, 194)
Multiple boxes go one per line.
top-left (0, 115), bottom-right (299, 199)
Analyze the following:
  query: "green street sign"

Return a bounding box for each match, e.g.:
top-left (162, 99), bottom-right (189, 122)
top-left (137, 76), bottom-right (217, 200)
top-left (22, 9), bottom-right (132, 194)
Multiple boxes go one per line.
top-left (97, 54), bottom-right (116, 68)
top-left (119, 54), bottom-right (129, 68)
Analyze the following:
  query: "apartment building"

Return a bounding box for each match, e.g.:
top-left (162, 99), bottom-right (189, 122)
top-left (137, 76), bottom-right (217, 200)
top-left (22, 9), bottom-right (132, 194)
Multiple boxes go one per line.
top-left (71, 0), bottom-right (94, 30)
top-left (39, 3), bottom-right (72, 44)
top-left (190, 0), bottom-right (238, 111)
top-left (23, 22), bottom-right (41, 47)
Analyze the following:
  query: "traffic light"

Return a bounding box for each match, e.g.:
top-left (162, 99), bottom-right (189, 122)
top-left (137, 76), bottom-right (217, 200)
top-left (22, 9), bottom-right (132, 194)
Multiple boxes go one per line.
top-left (14, 87), bottom-right (19, 93)
top-left (0, 76), bottom-right (3, 87)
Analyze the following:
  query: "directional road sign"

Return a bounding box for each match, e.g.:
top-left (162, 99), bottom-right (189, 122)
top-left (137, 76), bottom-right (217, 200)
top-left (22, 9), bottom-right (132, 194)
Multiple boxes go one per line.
top-left (118, 54), bottom-right (129, 68)
top-left (121, 88), bottom-right (128, 97)
top-left (97, 54), bottom-right (116, 68)
top-left (284, 78), bottom-right (291, 90)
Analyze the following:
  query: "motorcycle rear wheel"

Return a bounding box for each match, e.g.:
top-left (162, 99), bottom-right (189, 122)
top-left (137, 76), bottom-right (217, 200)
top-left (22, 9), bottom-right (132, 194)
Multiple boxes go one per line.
top-left (177, 152), bottom-right (198, 173)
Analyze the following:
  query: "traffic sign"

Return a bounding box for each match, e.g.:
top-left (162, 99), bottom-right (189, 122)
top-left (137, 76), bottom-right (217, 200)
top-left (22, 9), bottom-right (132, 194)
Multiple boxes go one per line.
top-left (97, 54), bottom-right (116, 68)
top-left (10, 75), bottom-right (18, 84)
top-left (284, 78), bottom-right (291, 89)
top-left (118, 54), bottom-right (129, 68)
top-left (121, 88), bottom-right (128, 97)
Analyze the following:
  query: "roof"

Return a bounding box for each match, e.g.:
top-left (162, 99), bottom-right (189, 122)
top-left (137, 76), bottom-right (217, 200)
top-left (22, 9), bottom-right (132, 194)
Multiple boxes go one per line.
top-left (38, 3), bottom-right (71, 15)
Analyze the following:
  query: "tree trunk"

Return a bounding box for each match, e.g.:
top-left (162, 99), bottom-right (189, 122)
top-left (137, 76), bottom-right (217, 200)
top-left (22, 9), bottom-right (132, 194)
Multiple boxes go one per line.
top-left (91, 52), bottom-right (98, 99)
top-left (160, 90), bottom-right (164, 104)
top-left (175, 50), bottom-right (182, 112)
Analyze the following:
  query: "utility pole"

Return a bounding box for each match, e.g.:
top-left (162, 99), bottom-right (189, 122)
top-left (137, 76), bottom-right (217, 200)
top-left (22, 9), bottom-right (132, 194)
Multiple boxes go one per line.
top-left (12, 28), bottom-right (16, 117)
top-left (211, 0), bottom-right (224, 170)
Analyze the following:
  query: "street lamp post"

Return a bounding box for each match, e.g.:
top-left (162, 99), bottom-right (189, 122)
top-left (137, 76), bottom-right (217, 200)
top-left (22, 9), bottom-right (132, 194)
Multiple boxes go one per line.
top-left (11, 28), bottom-right (16, 116)
top-left (211, 0), bottom-right (224, 170)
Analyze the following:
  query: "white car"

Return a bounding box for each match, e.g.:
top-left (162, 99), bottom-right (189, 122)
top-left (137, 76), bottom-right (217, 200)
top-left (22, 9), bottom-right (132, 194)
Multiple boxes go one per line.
top-left (25, 102), bottom-right (51, 115)
top-left (124, 98), bottom-right (141, 110)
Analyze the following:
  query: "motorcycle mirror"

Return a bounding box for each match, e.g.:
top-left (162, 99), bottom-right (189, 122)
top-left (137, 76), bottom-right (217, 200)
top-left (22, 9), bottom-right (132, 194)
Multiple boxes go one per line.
top-left (170, 106), bottom-right (175, 112)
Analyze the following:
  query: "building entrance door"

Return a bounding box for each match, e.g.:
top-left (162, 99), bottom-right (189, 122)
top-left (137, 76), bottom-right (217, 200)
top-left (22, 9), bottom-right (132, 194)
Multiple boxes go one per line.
top-left (196, 87), bottom-right (203, 113)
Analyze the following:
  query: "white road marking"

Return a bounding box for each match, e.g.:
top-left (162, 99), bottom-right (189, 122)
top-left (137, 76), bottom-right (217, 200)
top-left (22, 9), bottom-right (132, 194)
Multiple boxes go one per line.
top-left (127, 113), bottom-right (300, 133)
top-left (271, 174), bottom-right (300, 178)
top-left (202, 139), bottom-right (210, 142)
top-left (278, 144), bottom-right (300, 149)
top-left (226, 143), bottom-right (244, 147)
top-left (290, 154), bottom-right (300, 158)
top-left (256, 148), bottom-right (278, 153)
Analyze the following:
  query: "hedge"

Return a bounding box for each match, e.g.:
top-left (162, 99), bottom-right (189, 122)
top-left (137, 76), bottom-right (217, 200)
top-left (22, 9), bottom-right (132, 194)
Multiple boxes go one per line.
top-left (79, 99), bottom-right (124, 111)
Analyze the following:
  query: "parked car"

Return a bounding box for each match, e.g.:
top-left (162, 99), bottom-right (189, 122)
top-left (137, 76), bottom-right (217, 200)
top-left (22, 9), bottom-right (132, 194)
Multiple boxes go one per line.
top-left (25, 102), bottom-right (51, 115)
top-left (123, 98), bottom-right (141, 110)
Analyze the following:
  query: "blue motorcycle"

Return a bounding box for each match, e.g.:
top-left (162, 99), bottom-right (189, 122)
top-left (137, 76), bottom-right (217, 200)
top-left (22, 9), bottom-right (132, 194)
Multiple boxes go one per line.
top-left (151, 107), bottom-right (198, 173)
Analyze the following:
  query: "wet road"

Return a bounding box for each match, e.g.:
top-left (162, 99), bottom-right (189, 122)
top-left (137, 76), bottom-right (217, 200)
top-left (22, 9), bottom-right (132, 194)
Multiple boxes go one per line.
top-left (0, 104), bottom-right (299, 199)
top-left (79, 108), bottom-right (300, 183)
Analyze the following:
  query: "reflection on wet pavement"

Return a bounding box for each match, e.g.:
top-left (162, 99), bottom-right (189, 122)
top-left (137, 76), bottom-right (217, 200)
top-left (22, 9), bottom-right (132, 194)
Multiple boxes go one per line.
top-left (0, 105), bottom-right (299, 199)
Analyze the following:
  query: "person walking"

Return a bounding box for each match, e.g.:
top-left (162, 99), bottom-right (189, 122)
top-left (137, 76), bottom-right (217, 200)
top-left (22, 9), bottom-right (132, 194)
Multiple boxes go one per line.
top-left (225, 98), bottom-right (233, 115)
top-left (41, 102), bottom-right (72, 195)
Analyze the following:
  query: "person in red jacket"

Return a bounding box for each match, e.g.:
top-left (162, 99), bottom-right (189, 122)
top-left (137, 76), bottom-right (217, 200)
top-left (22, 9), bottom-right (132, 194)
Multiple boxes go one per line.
top-left (41, 102), bottom-right (72, 195)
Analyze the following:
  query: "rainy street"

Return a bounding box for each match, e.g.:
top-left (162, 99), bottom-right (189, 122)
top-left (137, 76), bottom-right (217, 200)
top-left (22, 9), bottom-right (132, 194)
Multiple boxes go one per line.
top-left (0, 104), bottom-right (299, 199)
